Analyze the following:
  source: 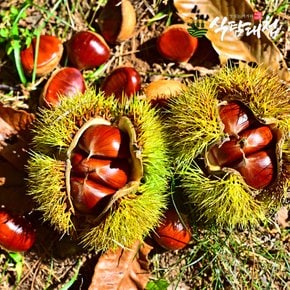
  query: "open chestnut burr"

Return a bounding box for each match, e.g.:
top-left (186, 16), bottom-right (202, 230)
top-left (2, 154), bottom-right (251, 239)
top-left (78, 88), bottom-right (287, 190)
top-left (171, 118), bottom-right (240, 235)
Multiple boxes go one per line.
top-left (165, 66), bottom-right (289, 227)
top-left (28, 89), bottom-right (170, 251)
top-left (20, 35), bottom-right (63, 77)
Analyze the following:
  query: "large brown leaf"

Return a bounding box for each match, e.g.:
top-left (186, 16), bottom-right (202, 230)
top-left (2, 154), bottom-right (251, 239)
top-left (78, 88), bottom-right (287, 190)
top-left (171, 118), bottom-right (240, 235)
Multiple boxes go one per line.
top-left (0, 103), bottom-right (35, 170)
top-left (174, 0), bottom-right (290, 81)
top-left (89, 241), bottom-right (152, 290)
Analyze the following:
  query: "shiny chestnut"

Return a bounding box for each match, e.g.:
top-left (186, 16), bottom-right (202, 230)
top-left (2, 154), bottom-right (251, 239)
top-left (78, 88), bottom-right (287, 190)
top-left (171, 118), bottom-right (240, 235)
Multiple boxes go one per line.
top-left (20, 35), bottom-right (63, 76)
top-left (0, 208), bottom-right (35, 252)
top-left (207, 138), bottom-right (243, 167)
top-left (239, 126), bottom-right (273, 155)
top-left (70, 177), bottom-right (115, 213)
top-left (66, 31), bottom-right (110, 70)
top-left (101, 67), bottom-right (141, 100)
top-left (98, 0), bottom-right (136, 43)
top-left (233, 150), bottom-right (275, 189)
top-left (78, 124), bottom-right (130, 158)
top-left (144, 79), bottom-right (186, 109)
top-left (219, 101), bottom-right (251, 136)
top-left (153, 209), bottom-right (191, 251)
top-left (156, 24), bottom-right (198, 63)
top-left (71, 152), bottom-right (129, 189)
top-left (40, 67), bottom-right (86, 107)
top-left (207, 126), bottom-right (273, 167)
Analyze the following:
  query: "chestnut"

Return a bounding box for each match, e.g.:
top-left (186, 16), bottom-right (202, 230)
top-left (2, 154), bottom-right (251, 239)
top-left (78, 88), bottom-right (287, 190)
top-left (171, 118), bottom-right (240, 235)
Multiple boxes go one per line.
top-left (101, 67), bottom-right (141, 100)
top-left (71, 152), bottom-right (129, 190)
top-left (40, 67), bottom-right (86, 107)
top-left (207, 138), bottom-right (243, 167)
top-left (0, 208), bottom-right (35, 252)
top-left (70, 177), bottom-right (115, 213)
top-left (219, 101), bottom-right (251, 136)
top-left (78, 124), bottom-right (130, 159)
top-left (66, 31), bottom-right (110, 70)
top-left (156, 24), bottom-right (198, 63)
top-left (207, 126), bottom-right (273, 168)
top-left (153, 209), bottom-right (191, 251)
top-left (144, 79), bottom-right (186, 108)
top-left (239, 126), bottom-right (273, 155)
top-left (20, 35), bottom-right (63, 76)
top-left (98, 0), bottom-right (136, 43)
top-left (233, 150), bottom-right (275, 189)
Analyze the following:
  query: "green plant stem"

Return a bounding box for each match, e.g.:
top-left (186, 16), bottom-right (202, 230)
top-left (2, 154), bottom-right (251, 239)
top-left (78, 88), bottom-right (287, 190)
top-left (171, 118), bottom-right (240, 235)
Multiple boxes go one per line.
top-left (31, 0), bottom-right (64, 86)
top-left (13, 40), bottom-right (27, 85)
top-left (11, 2), bottom-right (32, 85)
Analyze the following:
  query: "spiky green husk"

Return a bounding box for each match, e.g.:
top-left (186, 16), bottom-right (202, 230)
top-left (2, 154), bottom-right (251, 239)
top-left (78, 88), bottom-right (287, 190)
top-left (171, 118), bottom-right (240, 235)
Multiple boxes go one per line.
top-left (27, 153), bottom-right (73, 232)
top-left (166, 77), bottom-right (223, 166)
top-left (180, 163), bottom-right (266, 227)
top-left (166, 66), bottom-right (289, 227)
top-left (214, 66), bottom-right (290, 133)
top-left (27, 89), bottom-right (170, 251)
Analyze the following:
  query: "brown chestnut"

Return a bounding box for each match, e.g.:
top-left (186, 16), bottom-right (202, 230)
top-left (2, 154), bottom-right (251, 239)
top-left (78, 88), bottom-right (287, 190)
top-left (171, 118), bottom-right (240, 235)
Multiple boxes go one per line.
top-left (40, 67), bottom-right (86, 107)
top-left (71, 152), bottom-right (129, 190)
top-left (78, 124), bottom-right (130, 159)
top-left (207, 138), bottom-right (243, 168)
top-left (70, 177), bottom-right (115, 213)
top-left (20, 35), bottom-right (63, 76)
top-left (156, 24), bottom-right (198, 63)
top-left (98, 0), bottom-right (136, 43)
top-left (207, 126), bottom-right (273, 168)
top-left (219, 101), bottom-right (251, 136)
top-left (239, 126), bottom-right (273, 155)
top-left (0, 208), bottom-right (36, 252)
top-left (101, 67), bottom-right (141, 100)
top-left (233, 150), bottom-right (275, 189)
top-left (144, 79), bottom-right (186, 108)
top-left (153, 209), bottom-right (191, 251)
top-left (66, 31), bottom-right (110, 70)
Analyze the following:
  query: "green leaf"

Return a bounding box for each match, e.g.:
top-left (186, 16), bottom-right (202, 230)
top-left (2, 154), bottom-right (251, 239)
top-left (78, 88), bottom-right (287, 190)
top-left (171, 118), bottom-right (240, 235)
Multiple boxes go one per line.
top-left (146, 279), bottom-right (169, 290)
top-left (147, 12), bottom-right (168, 26)
top-left (10, 6), bottom-right (19, 18)
top-left (8, 252), bottom-right (24, 284)
top-left (0, 28), bottom-right (9, 42)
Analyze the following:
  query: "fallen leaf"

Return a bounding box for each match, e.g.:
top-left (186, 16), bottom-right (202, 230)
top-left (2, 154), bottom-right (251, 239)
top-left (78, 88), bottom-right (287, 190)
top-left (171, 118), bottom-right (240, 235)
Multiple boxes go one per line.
top-left (0, 103), bottom-right (35, 170)
top-left (276, 206), bottom-right (289, 228)
top-left (89, 241), bottom-right (153, 290)
top-left (174, 0), bottom-right (290, 81)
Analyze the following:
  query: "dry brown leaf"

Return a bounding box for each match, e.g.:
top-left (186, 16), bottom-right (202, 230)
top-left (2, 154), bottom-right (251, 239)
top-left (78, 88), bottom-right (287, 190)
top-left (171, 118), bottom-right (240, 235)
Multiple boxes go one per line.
top-left (276, 206), bottom-right (289, 228)
top-left (174, 0), bottom-right (290, 81)
top-left (89, 241), bottom-right (153, 290)
top-left (0, 103), bottom-right (35, 170)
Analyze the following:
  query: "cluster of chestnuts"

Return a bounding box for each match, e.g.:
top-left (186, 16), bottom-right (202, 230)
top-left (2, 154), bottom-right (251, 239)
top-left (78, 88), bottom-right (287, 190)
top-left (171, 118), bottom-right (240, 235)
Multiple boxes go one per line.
top-left (70, 124), bottom-right (131, 214)
top-left (8, 0), bottom-right (288, 255)
top-left (20, 32), bottom-right (142, 107)
top-left (207, 101), bottom-right (277, 189)
top-left (19, 0), bottom-right (198, 108)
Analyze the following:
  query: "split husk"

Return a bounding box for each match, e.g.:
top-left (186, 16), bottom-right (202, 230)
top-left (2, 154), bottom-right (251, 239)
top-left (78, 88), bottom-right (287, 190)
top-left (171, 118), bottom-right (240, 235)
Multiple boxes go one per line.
top-left (165, 65), bottom-right (290, 227)
top-left (27, 89), bottom-right (170, 251)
